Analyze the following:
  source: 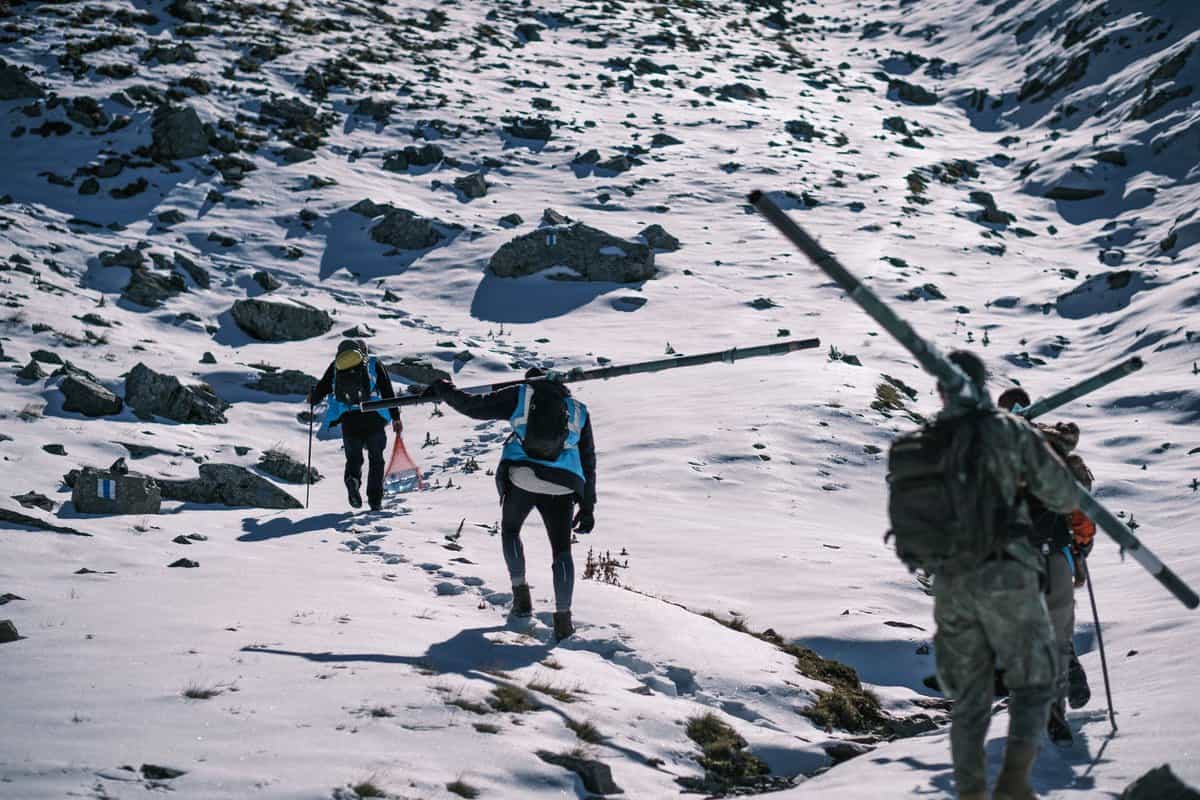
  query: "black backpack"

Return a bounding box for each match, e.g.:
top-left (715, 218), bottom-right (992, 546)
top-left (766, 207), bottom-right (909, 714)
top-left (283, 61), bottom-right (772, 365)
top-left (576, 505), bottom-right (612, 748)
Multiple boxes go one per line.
top-left (519, 384), bottom-right (569, 461)
top-left (886, 412), bottom-right (1012, 573)
top-left (334, 362), bottom-right (372, 407)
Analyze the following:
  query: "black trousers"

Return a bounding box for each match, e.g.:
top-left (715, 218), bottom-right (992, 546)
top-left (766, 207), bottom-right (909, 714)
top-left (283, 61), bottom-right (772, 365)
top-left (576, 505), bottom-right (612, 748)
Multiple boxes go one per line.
top-left (501, 485), bottom-right (575, 611)
top-left (343, 427), bottom-right (387, 505)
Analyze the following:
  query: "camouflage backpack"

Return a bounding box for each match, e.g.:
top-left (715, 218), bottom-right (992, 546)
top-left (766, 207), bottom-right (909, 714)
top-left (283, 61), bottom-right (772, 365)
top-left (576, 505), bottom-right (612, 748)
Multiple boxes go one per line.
top-left (886, 412), bottom-right (1014, 573)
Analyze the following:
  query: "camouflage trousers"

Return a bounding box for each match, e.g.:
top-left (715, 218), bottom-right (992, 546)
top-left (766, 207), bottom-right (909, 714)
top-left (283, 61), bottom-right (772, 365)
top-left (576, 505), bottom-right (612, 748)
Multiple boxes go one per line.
top-left (934, 558), bottom-right (1058, 796)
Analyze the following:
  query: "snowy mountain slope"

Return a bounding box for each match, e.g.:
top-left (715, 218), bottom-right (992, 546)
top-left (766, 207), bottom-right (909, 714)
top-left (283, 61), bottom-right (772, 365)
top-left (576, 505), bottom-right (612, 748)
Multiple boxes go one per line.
top-left (1, 0), bottom-right (1198, 797)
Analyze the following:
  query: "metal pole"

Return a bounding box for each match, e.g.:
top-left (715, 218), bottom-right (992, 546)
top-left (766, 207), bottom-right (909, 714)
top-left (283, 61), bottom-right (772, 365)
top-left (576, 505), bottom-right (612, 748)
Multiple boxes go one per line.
top-left (1083, 556), bottom-right (1118, 732)
top-left (1018, 357), bottom-right (1144, 421)
top-left (305, 402), bottom-right (314, 510)
top-left (360, 337), bottom-right (821, 412)
top-left (749, 189), bottom-right (1200, 610)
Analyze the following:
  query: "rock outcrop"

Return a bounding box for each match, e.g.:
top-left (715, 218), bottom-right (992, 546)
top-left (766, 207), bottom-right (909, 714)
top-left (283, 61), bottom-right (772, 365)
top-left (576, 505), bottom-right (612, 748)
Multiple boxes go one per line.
top-left (159, 464), bottom-right (302, 509)
top-left (231, 298), bottom-right (333, 341)
top-left (124, 363), bottom-right (229, 424)
top-left (489, 222), bottom-right (655, 282)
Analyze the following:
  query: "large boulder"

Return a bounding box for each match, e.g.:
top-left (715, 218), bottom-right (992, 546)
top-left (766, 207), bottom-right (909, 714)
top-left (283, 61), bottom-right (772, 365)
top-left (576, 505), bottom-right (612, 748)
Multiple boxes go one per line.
top-left (123, 268), bottom-right (187, 308)
top-left (257, 450), bottom-right (321, 484)
top-left (246, 369), bottom-right (318, 396)
top-left (151, 104), bottom-right (209, 161)
top-left (489, 222), bottom-right (656, 282)
top-left (159, 464), bottom-right (302, 509)
top-left (124, 363), bottom-right (229, 424)
top-left (231, 298), bottom-right (333, 341)
top-left (71, 467), bottom-right (162, 515)
top-left (1121, 765), bottom-right (1200, 799)
top-left (370, 209), bottom-right (442, 250)
top-left (0, 58), bottom-right (44, 100)
top-left (536, 752), bottom-right (622, 795)
top-left (60, 375), bottom-right (124, 417)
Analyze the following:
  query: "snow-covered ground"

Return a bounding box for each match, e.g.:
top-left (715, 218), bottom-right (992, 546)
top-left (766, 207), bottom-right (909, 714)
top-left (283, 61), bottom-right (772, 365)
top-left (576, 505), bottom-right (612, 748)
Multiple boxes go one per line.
top-left (1, 0), bottom-right (1198, 797)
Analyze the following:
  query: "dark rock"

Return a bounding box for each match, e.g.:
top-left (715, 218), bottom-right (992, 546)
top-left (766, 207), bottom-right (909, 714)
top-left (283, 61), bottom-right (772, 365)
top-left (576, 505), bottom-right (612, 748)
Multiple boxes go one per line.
top-left (453, 172), bottom-right (489, 199)
top-left (716, 82), bottom-right (766, 101)
top-left (12, 491), bottom-right (54, 511)
top-left (124, 363), bottom-right (229, 424)
top-left (651, 133), bottom-right (682, 147)
top-left (387, 358), bottom-right (450, 385)
top-left (157, 209), bottom-right (188, 226)
top-left (66, 97), bottom-right (108, 129)
top-left (168, 558), bottom-right (198, 568)
top-left (572, 149), bottom-right (601, 165)
top-left (0, 507), bottom-right (90, 536)
top-left (151, 104), bottom-right (208, 161)
top-left (258, 449), bottom-right (321, 484)
top-left (252, 270), bottom-right (282, 292)
top-left (123, 269), bottom-right (186, 308)
top-left (259, 96), bottom-right (319, 129)
top-left (541, 208), bottom-right (571, 226)
top-left (382, 143), bottom-right (444, 171)
top-left (230, 298), bottom-right (333, 342)
top-left (822, 741), bottom-right (874, 765)
top-left (43, 444), bottom-right (67, 456)
top-left (159, 463), bottom-right (302, 509)
top-left (171, 535), bottom-right (192, 544)
top-left (536, 751), bottom-right (623, 795)
top-left (0, 58), bottom-right (44, 100)
top-left (353, 97), bottom-right (395, 122)
top-left (110, 177), bottom-right (149, 199)
top-left (174, 253), bottom-right (210, 289)
top-left (32, 349), bottom-right (62, 364)
top-left (785, 119), bottom-right (819, 140)
top-left (280, 146), bottom-right (314, 164)
top-left (504, 117), bottom-right (554, 141)
top-left (246, 369), bottom-right (317, 396)
top-left (889, 79), bottom-right (939, 105)
top-left (489, 222), bottom-right (656, 282)
top-left (515, 22), bottom-right (544, 42)
top-left (639, 224), bottom-right (680, 252)
top-left (0, 619), bottom-right (19, 643)
top-left (0, 593), bottom-right (25, 605)
top-left (17, 360), bottom-right (47, 381)
top-left (100, 247), bottom-right (146, 269)
top-left (200, 352), bottom-right (216, 364)
top-left (370, 209), bottom-right (442, 250)
top-left (349, 198), bottom-right (395, 218)
top-left (141, 764), bottom-right (187, 780)
top-left (79, 177), bottom-right (100, 195)
top-left (341, 323), bottom-right (375, 338)
top-left (499, 213), bottom-right (524, 228)
top-left (166, 0), bottom-right (203, 23)
top-left (71, 467), bottom-right (162, 515)
top-left (53, 361), bottom-right (100, 384)
top-left (1121, 765), bottom-right (1200, 799)
top-left (60, 375), bottom-right (124, 417)
top-left (596, 154), bottom-right (633, 174)
top-left (1045, 185), bottom-right (1105, 201)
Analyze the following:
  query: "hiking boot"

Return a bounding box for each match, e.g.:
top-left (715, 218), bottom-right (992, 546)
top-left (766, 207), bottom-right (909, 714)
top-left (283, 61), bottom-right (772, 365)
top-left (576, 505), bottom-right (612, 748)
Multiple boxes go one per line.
top-left (1047, 701), bottom-right (1073, 745)
top-left (552, 610), bottom-right (575, 641)
top-left (510, 584), bottom-right (532, 617)
top-left (369, 500), bottom-right (382, 512)
top-left (992, 740), bottom-right (1040, 800)
top-left (346, 477), bottom-right (362, 509)
top-left (959, 792), bottom-right (987, 800)
top-left (1067, 653), bottom-right (1091, 709)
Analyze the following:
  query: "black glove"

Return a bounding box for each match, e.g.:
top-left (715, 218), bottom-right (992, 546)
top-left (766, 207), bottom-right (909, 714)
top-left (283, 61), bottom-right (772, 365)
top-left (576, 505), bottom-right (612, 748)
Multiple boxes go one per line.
top-left (573, 507), bottom-right (595, 534)
top-left (305, 392), bottom-right (317, 406)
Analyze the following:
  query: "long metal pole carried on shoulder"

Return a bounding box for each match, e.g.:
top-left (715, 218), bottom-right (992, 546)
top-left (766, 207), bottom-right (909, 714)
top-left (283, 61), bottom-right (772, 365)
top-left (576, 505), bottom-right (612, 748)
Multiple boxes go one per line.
top-left (359, 338), bottom-right (821, 412)
top-left (1019, 357), bottom-right (1143, 421)
top-left (749, 189), bottom-right (1199, 610)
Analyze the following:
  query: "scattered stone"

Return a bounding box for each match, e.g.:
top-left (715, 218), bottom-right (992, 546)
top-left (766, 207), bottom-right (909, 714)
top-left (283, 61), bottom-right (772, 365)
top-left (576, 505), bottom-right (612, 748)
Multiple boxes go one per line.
top-left (280, 146), bottom-right (315, 164)
top-left (141, 765), bottom-right (187, 780)
top-left (639, 224), bottom-right (680, 252)
top-left (159, 464), bottom-right (302, 509)
top-left (0, 58), bottom-right (44, 100)
top-left (157, 209), bottom-right (188, 226)
top-left (489, 222), bottom-right (655, 282)
top-left (150, 104), bottom-right (209, 161)
top-left (341, 323), bottom-right (375, 338)
top-left (200, 352), bottom-right (216, 364)
top-left (541, 208), bottom-right (571, 226)
top-left (17, 359), bottom-right (47, 381)
top-left (0, 593), bottom-right (25, 605)
top-left (258, 449), bottom-right (321, 484)
top-left (716, 82), bottom-right (766, 101)
top-left (12, 491), bottom-right (54, 511)
top-left (0, 619), bottom-right (19, 643)
top-left (1045, 185), bottom-right (1105, 201)
top-left (79, 177), bottom-right (100, 195)
top-left (231, 298), bottom-right (333, 342)
top-left (71, 467), bottom-right (162, 515)
top-left (168, 558), bottom-right (198, 568)
top-left (504, 117), bottom-right (554, 141)
top-left (110, 177), bottom-right (149, 199)
top-left (651, 133), bottom-right (683, 147)
top-left (382, 143), bottom-right (444, 171)
top-left (60, 375), bottom-right (124, 417)
top-left (246, 369), bottom-right (317, 396)
top-left (174, 253), bottom-right (210, 289)
top-left (124, 363), bottom-right (229, 424)
top-left (968, 191), bottom-right (1016, 225)
top-left (888, 79), bottom-right (939, 105)
top-left (171, 535), bottom-right (193, 545)
top-left (252, 270), bottom-right (282, 292)
top-left (0, 507), bottom-right (90, 536)
top-left (453, 172), bottom-right (489, 199)
top-left (349, 198), bottom-right (395, 219)
top-left (1120, 764), bottom-right (1200, 799)
top-left (123, 269), bottom-right (187, 308)
top-left (43, 444), bottom-right (67, 456)
top-left (499, 213), bottom-right (523, 228)
top-left (353, 97), bottom-right (395, 122)
top-left (100, 247), bottom-right (146, 269)
top-left (370, 209), bottom-right (443, 250)
top-left (537, 751), bottom-right (623, 795)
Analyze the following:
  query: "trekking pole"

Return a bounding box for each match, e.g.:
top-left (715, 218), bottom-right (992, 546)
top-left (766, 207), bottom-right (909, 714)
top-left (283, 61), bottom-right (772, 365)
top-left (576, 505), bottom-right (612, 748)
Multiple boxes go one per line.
top-left (305, 402), bottom-right (314, 509)
top-left (1083, 556), bottom-right (1118, 733)
top-left (1018, 357), bottom-right (1143, 421)
top-left (749, 189), bottom-right (1200, 610)
top-left (359, 338), bottom-right (822, 412)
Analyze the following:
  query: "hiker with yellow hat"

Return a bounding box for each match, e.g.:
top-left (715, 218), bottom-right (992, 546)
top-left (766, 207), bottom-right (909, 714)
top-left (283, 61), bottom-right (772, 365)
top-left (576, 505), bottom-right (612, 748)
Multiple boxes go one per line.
top-left (306, 339), bottom-right (402, 511)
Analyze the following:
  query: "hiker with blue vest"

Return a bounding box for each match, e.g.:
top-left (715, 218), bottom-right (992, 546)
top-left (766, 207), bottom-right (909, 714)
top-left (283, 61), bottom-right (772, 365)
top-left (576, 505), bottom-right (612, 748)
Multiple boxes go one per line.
top-left (425, 368), bottom-right (596, 641)
top-left (306, 339), bottom-right (402, 511)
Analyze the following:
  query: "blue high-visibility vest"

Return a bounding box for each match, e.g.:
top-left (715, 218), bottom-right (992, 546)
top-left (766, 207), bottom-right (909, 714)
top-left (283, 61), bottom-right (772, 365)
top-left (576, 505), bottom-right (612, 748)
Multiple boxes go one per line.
top-left (324, 356), bottom-right (390, 429)
top-left (501, 383), bottom-right (587, 482)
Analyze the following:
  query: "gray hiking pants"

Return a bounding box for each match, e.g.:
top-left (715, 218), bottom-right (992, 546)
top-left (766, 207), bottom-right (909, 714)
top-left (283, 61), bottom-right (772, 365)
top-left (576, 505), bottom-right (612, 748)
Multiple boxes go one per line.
top-left (1045, 549), bottom-right (1076, 704)
top-left (934, 558), bottom-right (1058, 796)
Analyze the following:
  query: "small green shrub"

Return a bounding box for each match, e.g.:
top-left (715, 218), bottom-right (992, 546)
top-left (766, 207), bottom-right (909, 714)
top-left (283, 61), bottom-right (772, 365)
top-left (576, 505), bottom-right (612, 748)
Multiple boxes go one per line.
top-left (488, 685), bottom-right (535, 713)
